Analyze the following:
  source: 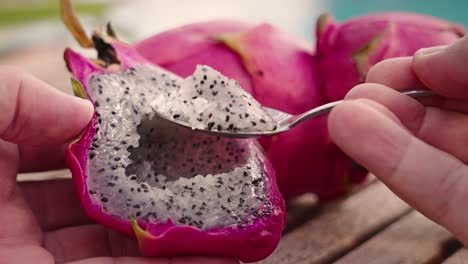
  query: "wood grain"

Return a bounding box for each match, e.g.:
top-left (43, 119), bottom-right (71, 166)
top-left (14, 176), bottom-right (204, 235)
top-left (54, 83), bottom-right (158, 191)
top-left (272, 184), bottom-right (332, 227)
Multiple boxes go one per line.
top-left (258, 181), bottom-right (411, 264)
top-left (336, 211), bottom-right (460, 264)
top-left (442, 248), bottom-right (468, 264)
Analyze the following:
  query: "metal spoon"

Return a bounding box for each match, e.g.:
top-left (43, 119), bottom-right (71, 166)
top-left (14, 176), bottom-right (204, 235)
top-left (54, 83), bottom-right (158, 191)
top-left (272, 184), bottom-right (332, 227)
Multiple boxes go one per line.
top-left (153, 89), bottom-right (434, 138)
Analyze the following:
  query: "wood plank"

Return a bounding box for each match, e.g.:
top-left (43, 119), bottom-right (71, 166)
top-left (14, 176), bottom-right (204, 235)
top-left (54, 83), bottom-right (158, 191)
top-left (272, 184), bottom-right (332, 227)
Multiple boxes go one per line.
top-left (284, 175), bottom-right (377, 234)
top-left (258, 181), bottom-right (411, 264)
top-left (284, 193), bottom-right (320, 233)
top-left (442, 248), bottom-right (468, 264)
top-left (336, 211), bottom-right (460, 264)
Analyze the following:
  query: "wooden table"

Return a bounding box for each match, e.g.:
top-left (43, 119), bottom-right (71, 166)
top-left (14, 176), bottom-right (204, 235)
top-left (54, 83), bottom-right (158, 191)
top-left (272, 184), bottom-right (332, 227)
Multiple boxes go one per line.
top-left (3, 46), bottom-right (467, 264)
top-left (258, 178), bottom-right (465, 264)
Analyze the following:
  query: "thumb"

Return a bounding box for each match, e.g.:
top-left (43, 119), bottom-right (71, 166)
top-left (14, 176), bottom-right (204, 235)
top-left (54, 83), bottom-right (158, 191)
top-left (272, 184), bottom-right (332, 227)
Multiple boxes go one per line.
top-left (0, 66), bottom-right (94, 145)
top-left (413, 36), bottom-right (468, 99)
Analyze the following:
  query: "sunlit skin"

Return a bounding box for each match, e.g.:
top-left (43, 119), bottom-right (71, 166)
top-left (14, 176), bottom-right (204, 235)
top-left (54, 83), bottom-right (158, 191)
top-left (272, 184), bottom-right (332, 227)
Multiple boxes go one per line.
top-left (0, 67), bottom-right (237, 264)
top-left (328, 36), bottom-right (468, 246)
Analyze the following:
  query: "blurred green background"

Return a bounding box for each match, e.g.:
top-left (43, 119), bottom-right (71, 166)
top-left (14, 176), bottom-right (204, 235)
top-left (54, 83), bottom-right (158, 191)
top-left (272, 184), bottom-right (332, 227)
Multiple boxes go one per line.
top-left (0, 0), bottom-right (465, 56)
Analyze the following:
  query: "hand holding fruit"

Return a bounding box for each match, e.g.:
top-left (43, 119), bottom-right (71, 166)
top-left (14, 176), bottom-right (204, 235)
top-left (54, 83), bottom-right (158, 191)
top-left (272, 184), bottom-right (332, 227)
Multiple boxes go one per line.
top-left (328, 36), bottom-right (468, 246)
top-left (0, 67), bottom-right (236, 263)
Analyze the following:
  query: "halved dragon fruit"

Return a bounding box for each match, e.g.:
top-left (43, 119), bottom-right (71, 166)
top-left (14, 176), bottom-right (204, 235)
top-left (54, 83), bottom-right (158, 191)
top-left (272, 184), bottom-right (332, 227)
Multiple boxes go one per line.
top-left (62, 2), bottom-right (285, 262)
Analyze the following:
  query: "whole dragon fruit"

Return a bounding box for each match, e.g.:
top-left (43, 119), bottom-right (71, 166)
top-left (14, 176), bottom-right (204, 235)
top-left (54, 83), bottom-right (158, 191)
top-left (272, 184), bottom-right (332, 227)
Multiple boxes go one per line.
top-left (316, 12), bottom-right (465, 102)
top-left (61, 1), bottom-right (285, 262)
top-left (135, 21), bottom-right (361, 200)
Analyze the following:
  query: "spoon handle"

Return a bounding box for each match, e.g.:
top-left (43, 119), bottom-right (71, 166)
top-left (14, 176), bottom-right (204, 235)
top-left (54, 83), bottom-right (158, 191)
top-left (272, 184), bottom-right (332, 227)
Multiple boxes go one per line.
top-left (289, 89), bottom-right (435, 129)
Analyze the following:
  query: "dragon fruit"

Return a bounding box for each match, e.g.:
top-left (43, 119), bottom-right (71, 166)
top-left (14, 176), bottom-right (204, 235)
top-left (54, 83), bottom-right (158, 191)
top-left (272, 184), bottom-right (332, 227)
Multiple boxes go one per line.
top-left (316, 12), bottom-right (465, 102)
top-left (135, 21), bottom-right (362, 200)
top-left (135, 13), bottom-right (465, 200)
top-left (61, 2), bottom-right (285, 262)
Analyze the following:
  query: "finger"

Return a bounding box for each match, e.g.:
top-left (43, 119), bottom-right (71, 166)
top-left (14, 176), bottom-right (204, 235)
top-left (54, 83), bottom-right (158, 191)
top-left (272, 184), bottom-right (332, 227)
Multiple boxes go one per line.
top-left (44, 224), bottom-right (139, 263)
top-left (19, 179), bottom-right (93, 231)
top-left (346, 83), bottom-right (468, 163)
top-left (0, 66), bottom-right (93, 145)
top-left (366, 57), bottom-right (425, 89)
top-left (0, 140), bottom-right (44, 245)
top-left (45, 224), bottom-right (239, 264)
top-left (413, 37), bottom-right (468, 99)
top-left (67, 256), bottom-right (239, 264)
top-left (328, 99), bottom-right (468, 244)
top-left (19, 144), bottom-right (67, 172)
top-left (366, 57), bottom-right (468, 114)
top-left (0, 244), bottom-right (53, 264)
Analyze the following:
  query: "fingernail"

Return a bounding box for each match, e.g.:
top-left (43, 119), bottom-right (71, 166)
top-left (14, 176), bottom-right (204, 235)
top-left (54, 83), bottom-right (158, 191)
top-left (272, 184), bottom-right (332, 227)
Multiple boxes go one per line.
top-left (416, 45), bottom-right (447, 56)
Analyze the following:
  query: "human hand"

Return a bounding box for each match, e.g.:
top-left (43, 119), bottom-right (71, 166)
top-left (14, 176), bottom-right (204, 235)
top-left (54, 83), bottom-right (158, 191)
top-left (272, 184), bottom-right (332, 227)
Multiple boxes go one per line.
top-left (0, 66), bottom-right (238, 264)
top-left (327, 36), bottom-right (468, 246)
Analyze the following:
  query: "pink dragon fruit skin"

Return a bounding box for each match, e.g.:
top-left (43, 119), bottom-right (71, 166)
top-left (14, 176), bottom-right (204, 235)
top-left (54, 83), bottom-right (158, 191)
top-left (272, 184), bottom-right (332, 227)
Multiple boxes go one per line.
top-left (65, 36), bottom-right (286, 262)
top-left (135, 21), bottom-right (366, 200)
top-left (317, 12), bottom-right (465, 102)
top-left (136, 20), bottom-right (254, 94)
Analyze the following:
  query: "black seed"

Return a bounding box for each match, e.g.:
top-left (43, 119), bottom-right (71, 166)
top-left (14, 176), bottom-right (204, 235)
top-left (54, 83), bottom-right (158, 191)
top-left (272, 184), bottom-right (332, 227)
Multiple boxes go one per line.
top-left (89, 190), bottom-right (97, 194)
top-left (200, 80), bottom-right (205, 85)
top-left (216, 124), bottom-right (222, 131)
top-left (133, 204), bottom-right (141, 209)
top-left (110, 123), bottom-right (116, 128)
top-left (89, 153), bottom-right (95, 159)
top-left (95, 101), bottom-right (100, 107)
top-left (98, 168), bottom-right (105, 173)
top-left (106, 98), bottom-right (110, 102)
top-left (100, 197), bottom-right (109, 203)
top-left (203, 75), bottom-right (207, 80)
top-left (209, 84), bottom-right (214, 89)
top-left (228, 124), bottom-right (234, 130)
top-left (252, 179), bottom-right (261, 186)
top-left (114, 157), bottom-right (121, 161)
top-left (127, 145), bottom-right (134, 151)
top-left (107, 182), bottom-right (116, 187)
top-left (225, 115), bottom-right (230, 122)
top-left (173, 114), bottom-right (180, 119)
top-left (192, 204), bottom-right (197, 210)
top-left (229, 186), bottom-right (235, 191)
top-left (113, 146), bottom-right (121, 151)
top-left (227, 198), bottom-right (232, 203)
top-left (217, 193), bottom-right (221, 198)
top-left (129, 175), bottom-right (138, 181)
top-left (199, 187), bottom-right (205, 192)
top-left (111, 111), bottom-right (116, 115)
top-left (260, 119), bottom-right (266, 123)
top-left (196, 211), bottom-right (203, 216)
top-left (207, 122), bottom-right (215, 130)
top-left (251, 121), bottom-right (257, 126)
top-left (136, 211), bottom-right (142, 217)
top-left (212, 91), bottom-right (218, 96)
top-left (243, 171), bottom-right (248, 177)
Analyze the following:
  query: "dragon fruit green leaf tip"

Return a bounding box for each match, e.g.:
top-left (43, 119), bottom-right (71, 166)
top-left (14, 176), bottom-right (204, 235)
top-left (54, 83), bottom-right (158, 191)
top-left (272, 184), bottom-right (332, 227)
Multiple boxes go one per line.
top-left (61, 0), bottom-right (286, 262)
